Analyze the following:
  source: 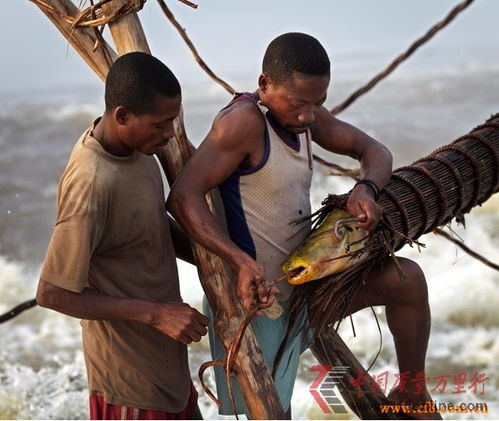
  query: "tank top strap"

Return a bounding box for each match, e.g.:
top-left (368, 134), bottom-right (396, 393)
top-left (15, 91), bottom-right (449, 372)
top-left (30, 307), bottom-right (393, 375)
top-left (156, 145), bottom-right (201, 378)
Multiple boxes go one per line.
top-left (222, 92), bottom-right (270, 116)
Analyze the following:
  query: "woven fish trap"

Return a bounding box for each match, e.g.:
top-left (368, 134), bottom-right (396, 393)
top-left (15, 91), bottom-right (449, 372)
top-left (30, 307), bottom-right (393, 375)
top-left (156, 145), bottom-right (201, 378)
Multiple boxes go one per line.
top-left (289, 113), bottom-right (499, 334)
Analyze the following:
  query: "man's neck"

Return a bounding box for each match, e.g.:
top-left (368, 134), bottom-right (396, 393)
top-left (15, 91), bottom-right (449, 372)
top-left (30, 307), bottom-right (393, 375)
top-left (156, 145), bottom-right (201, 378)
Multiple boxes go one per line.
top-left (91, 115), bottom-right (133, 157)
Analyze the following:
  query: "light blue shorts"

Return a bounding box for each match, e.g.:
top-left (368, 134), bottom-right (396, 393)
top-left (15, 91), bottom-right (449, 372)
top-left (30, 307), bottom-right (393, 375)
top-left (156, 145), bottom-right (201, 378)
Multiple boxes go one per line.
top-left (202, 297), bottom-right (312, 416)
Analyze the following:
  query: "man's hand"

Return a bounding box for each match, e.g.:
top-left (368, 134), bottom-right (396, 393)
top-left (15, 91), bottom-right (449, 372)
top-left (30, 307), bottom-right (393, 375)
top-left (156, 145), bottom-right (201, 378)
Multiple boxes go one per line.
top-left (151, 302), bottom-right (209, 345)
top-left (236, 254), bottom-right (279, 314)
top-left (347, 184), bottom-right (383, 231)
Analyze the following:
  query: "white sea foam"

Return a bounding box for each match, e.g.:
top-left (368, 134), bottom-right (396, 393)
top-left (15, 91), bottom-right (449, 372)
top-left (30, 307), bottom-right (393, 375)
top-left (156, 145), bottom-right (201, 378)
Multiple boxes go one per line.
top-left (0, 356), bottom-right (87, 420)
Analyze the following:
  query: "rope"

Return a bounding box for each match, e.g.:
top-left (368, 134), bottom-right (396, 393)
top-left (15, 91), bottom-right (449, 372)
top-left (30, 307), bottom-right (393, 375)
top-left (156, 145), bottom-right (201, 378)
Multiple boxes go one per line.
top-left (442, 144), bottom-right (482, 213)
top-left (390, 172), bottom-right (429, 239)
top-left (434, 228), bottom-right (499, 271)
top-left (312, 154), bottom-right (360, 180)
top-left (395, 165), bottom-right (449, 231)
top-left (198, 276), bottom-right (285, 417)
top-left (0, 299), bottom-right (38, 324)
top-left (156, 0), bottom-right (236, 95)
top-left (415, 155), bottom-right (465, 217)
top-left (330, 0), bottom-right (476, 115)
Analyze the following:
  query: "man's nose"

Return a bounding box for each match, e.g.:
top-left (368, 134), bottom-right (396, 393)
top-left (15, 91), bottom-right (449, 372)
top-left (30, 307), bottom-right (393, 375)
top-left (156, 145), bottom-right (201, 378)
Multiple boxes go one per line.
top-left (163, 123), bottom-right (175, 140)
top-left (298, 108), bottom-right (315, 125)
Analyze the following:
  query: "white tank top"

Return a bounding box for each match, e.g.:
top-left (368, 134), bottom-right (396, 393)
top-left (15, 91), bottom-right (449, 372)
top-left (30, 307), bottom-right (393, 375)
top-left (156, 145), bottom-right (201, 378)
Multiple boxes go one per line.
top-left (216, 93), bottom-right (313, 299)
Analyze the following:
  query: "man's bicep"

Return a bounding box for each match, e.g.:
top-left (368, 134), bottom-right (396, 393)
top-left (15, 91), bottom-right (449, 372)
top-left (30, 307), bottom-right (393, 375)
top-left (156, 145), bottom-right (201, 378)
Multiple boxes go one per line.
top-left (313, 108), bottom-right (372, 158)
top-left (175, 128), bottom-right (250, 194)
top-left (173, 104), bottom-right (263, 195)
top-left (194, 140), bottom-right (246, 188)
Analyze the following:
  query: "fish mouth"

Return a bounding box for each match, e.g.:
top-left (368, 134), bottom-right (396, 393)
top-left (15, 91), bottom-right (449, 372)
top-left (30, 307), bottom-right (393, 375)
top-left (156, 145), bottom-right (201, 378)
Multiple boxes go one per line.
top-left (284, 263), bottom-right (324, 285)
top-left (286, 266), bottom-right (306, 284)
top-left (282, 209), bottom-right (371, 285)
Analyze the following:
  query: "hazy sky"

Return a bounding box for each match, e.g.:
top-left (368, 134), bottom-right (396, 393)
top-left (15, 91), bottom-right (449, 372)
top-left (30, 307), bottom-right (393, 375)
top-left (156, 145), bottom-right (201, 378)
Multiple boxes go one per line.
top-left (1, 0), bottom-right (498, 93)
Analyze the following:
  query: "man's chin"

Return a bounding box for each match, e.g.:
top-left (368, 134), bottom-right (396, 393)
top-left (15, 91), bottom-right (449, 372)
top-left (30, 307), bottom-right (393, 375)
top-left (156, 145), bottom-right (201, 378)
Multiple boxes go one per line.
top-left (148, 141), bottom-right (170, 154)
top-left (287, 126), bottom-right (309, 134)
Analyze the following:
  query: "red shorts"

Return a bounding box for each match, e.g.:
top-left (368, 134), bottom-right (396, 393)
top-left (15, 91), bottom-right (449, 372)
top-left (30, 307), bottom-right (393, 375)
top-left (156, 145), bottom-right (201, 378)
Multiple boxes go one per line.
top-left (89, 383), bottom-right (198, 420)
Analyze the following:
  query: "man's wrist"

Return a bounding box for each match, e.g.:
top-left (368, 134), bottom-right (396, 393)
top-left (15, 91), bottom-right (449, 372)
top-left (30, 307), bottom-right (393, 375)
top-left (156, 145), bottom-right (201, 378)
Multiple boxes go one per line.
top-left (136, 301), bottom-right (161, 326)
top-left (353, 179), bottom-right (380, 201)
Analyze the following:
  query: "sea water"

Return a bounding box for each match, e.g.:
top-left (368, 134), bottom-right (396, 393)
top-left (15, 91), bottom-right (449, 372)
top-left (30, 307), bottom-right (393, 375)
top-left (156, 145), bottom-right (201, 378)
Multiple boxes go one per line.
top-left (1, 62), bottom-right (499, 419)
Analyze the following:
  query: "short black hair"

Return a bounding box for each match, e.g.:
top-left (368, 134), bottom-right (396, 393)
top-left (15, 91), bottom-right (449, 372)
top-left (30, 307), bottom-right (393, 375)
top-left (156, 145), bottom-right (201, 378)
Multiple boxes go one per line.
top-left (105, 52), bottom-right (181, 115)
top-left (262, 32), bottom-right (330, 84)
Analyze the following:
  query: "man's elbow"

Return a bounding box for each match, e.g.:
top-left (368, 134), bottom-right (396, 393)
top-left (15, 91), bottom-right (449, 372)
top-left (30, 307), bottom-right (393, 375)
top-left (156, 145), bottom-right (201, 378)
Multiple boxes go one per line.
top-left (381, 144), bottom-right (393, 170)
top-left (167, 182), bottom-right (191, 216)
top-left (36, 279), bottom-right (61, 310)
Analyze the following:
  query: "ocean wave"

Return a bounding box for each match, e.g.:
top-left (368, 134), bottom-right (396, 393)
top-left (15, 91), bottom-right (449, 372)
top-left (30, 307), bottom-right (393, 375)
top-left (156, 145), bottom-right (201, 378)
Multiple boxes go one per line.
top-left (0, 356), bottom-right (87, 420)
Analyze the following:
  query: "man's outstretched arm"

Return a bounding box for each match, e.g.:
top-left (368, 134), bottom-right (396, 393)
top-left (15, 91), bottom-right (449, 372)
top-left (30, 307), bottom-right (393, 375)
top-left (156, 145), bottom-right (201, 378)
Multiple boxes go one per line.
top-left (313, 107), bottom-right (393, 231)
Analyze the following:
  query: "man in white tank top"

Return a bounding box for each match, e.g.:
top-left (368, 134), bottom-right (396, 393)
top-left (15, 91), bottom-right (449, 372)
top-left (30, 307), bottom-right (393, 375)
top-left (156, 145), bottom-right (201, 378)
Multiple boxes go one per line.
top-left (168, 33), bottom-right (438, 419)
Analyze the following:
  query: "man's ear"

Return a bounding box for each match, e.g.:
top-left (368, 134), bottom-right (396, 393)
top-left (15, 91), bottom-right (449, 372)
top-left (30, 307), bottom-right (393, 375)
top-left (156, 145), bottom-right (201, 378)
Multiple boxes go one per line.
top-left (114, 106), bottom-right (130, 125)
top-left (258, 73), bottom-right (271, 93)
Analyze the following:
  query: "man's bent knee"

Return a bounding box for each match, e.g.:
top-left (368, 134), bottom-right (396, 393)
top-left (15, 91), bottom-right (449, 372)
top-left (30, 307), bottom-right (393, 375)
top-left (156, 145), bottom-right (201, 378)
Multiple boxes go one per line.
top-left (395, 258), bottom-right (428, 304)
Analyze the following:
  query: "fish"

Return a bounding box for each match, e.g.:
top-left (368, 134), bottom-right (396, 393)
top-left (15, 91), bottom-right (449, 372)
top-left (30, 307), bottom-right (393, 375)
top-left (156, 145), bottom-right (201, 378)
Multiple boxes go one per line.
top-left (281, 209), bottom-right (370, 285)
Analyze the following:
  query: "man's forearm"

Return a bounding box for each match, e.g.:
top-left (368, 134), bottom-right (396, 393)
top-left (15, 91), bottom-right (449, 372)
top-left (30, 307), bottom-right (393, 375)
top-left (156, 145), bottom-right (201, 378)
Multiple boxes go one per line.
top-left (37, 280), bottom-right (157, 325)
top-left (37, 279), bottom-right (210, 344)
top-left (359, 142), bottom-right (393, 189)
top-left (167, 191), bottom-right (246, 270)
top-left (168, 215), bottom-right (196, 265)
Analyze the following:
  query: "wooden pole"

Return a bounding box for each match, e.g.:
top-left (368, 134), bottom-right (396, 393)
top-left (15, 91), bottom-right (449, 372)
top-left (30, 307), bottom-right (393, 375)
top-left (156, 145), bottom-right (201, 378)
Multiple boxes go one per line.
top-left (31, 0), bottom-right (116, 81)
top-left (33, 0), bottom-right (285, 418)
top-left (313, 329), bottom-right (408, 420)
top-left (101, 0), bottom-right (151, 55)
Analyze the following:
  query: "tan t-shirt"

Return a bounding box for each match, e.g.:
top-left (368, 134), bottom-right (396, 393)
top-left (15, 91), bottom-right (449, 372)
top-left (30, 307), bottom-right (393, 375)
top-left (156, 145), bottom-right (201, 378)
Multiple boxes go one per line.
top-left (40, 127), bottom-right (191, 412)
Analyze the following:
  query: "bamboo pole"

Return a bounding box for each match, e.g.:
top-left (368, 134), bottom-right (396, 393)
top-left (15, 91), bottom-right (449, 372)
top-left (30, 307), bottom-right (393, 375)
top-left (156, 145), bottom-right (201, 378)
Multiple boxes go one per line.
top-left (33, 0), bottom-right (285, 418)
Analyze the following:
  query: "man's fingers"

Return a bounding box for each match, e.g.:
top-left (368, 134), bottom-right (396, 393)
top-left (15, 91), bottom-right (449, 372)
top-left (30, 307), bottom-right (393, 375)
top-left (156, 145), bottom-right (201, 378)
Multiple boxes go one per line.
top-left (257, 282), bottom-right (268, 303)
top-left (187, 332), bottom-right (202, 343)
top-left (192, 321), bottom-right (208, 337)
top-left (257, 294), bottom-right (276, 310)
top-left (242, 296), bottom-right (255, 312)
top-left (194, 311), bottom-right (210, 326)
top-left (357, 202), bottom-right (382, 231)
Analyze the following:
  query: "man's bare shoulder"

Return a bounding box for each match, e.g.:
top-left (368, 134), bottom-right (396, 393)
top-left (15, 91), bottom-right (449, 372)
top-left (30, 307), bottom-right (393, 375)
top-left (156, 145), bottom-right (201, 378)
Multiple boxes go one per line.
top-left (210, 100), bottom-right (265, 147)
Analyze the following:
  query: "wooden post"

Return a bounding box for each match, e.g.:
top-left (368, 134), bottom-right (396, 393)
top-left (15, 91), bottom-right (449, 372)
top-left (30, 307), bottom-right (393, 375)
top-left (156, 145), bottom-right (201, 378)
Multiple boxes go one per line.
top-left (313, 329), bottom-right (408, 420)
top-left (32, 0), bottom-right (116, 81)
top-left (101, 0), bottom-right (150, 55)
top-left (33, 0), bottom-right (285, 418)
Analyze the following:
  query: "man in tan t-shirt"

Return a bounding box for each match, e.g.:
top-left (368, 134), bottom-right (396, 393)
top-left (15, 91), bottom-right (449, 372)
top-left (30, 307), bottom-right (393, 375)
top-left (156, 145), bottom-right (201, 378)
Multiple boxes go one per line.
top-left (36, 52), bottom-right (209, 420)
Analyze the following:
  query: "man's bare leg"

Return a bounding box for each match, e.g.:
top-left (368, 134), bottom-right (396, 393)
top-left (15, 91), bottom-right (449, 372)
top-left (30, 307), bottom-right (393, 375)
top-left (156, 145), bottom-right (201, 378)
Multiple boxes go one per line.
top-left (339, 257), bottom-right (441, 419)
